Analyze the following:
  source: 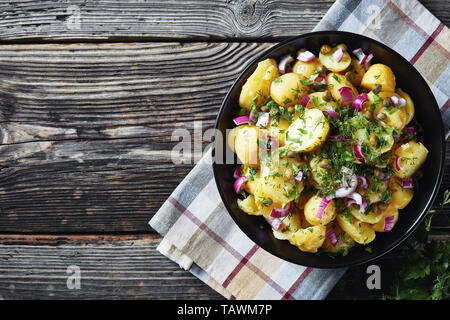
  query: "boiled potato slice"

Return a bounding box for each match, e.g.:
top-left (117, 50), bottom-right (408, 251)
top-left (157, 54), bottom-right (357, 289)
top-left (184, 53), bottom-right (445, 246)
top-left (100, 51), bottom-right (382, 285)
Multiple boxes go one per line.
top-left (288, 225), bottom-right (326, 253)
top-left (241, 165), bottom-right (261, 196)
top-left (345, 58), bottom-right (366, 86)
top-left (237, 195), bottom-right (260, 215)
top-left (285, 108), bottom-right (329, 152)
top-left (372, 209), bottom-right (399, 232)
top-left (319, 46), bottom-right (351, 72)
top-left (395, 88), bottom-right (415, 125)
top-left (336, 214), bottom-right (376, 245)
top-left (389, 178), bottom-right (414, 209)
top-left (272, 209), bottom-right (303, 240)
top-left (239, 58), bottom-right (279, 110)
top-left (372, 91), bottom-right (409, 130)
top-left (361, 64), bottom-right (396, 92)
top-left (348, 204), bottom-right (384, 224)
top-left (393, 141), bottom-right (428, 179)
top-left (227, 126), bottom-right (241, 153)
top-left (322, 224), bottom-right (356, 255)
top-left (304, 194), bottom-right (336, 226)
top-left (268, 117), bottom-right (291, 146)
top-left (363, 180), bottom-right (388, 204)
top-left (260, 157), bottom-right (303, 206)
top-left (309, 157), bottom-right (329, 186)
top-left (234, 125), bottom-right (259, 166)
top-left (270, 73), bottom-right (309, 106)
top-left (306, 91), bottom-right (339, 111)
top-left (292, 58), bottom-right (321, 78)
top-left (327, 73), bottom-right (358, 106)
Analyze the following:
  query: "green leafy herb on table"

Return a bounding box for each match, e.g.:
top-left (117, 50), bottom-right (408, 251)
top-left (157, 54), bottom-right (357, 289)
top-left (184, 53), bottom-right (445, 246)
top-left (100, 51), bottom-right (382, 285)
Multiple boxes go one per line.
top-left (381, 190), bottom-right (450, 300)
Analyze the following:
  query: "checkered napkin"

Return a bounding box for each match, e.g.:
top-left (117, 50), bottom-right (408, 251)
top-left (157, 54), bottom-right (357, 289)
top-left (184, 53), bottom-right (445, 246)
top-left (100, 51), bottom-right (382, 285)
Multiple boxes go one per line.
top-left (149, 0), bottom-right (450, 300)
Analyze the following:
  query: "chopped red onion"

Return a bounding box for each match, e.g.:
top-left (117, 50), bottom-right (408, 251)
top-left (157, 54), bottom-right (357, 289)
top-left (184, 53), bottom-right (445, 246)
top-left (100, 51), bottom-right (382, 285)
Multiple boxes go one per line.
top-left (300, 94), bottom-right (310, 108)
top-left (297, 50), bottom-right (316, 62)
top-left (317, 197), bottom-right (330, 219)
top-left (333, 47), bottom-right (344, 62)
top-left (390, 96), bottom-right (399, 105)
top-left (255, 112), bottom-right (270, 128)
top-left (234, 176), bottom-right (246, 194)
top-left (354, 143), bottom-right (366, 164)
top-left (352, 93), bottom-right (368, 111)
top-left (364, 53), bottom-right (374, 70)
top-left (310, 73), bottom-right (328, 86)
top-left (249, 111), bottom-right (256, 125)
top-left (338, 87), bottom-right (354, 103)
top-left (279, 55), bottom-right (294, 74)
top-left (233, 115), bottom-right (249, 126)
top-left (265, 217), bottom-right (283, 231)
top-left (295, 171), bottom-right (304, 182)
top-left (382, 175), bottom-right (391, 183)
top-left (357, 176), bottom-right (369, 190)
top-left (326, 228), bottom-right (338, 246)
top-left (267, 135), bottom-right (277, 150)
top-left (347, 192), bottom-right (367, 213)
top-left (404, 126), bottom-right (417, 137)
top-left (329, 135), bottom-right (350, 142)
top-left (233, 166), bottom-right (242, 179)
top-left (325, 106), bottom-right (339, 118)
top-left (270, 202), bottom-right (293, 218)
top-left (402, 178), bottom-right (414, 189)
top-left (335, 172), bottom-right (358, 198)
top-left (395, 156), bottom-right (403, 171)
top-left (384, 215), bottom-right (395, 232)
top-left (352, 48), bottom-right (365, 63)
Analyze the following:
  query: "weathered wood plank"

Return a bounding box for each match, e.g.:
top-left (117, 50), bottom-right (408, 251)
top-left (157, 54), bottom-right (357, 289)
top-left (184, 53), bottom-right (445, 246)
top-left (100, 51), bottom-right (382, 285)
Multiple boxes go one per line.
top-left (0, 1), bottom-right (448, 43)
top-left (0, 41), bottom-right (448, 233)
top-left (0, 0), bottom-right (335, 42)
top-left (0, 233), bottom-right (447, 300)
top-left (0, 234), bottom-right (224, 300)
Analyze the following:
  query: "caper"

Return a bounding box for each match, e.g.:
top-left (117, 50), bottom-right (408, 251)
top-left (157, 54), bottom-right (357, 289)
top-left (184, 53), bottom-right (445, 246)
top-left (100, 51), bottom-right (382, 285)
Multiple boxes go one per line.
top-left (371, 84), bottom-right (382, 94)
top-left (317, 64), bottom-right (328, 74)
top-left (260, 105), bottom-right (269, 112)
top-left (320, 45), bottom-right (332, 55)
top-left (378, 203), bottom-right (388, 211)
top-left (383, 98), bottom-right (392, 107)
top-left (287, 106), bottom-right (295, 114)
top-left (323, 90), bottom-right (332, 102)
top-left (376, 112), bottom-right (387, 120)
top-left (345, 71), bottom-right (355, 81)
top-left (374, 169), bottom-right (384, 180)
top-left (319, 159), bottom-right (331, 169)
top-left (263, 199), bottom-right (272, 207)
top-left (287, 151), bottom-right (297, 158)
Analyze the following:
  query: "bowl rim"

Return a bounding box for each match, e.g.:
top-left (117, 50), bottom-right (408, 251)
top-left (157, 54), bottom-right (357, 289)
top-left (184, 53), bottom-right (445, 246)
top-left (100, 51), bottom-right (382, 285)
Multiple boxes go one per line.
top-left (212, 30), bottom-right (446, 268)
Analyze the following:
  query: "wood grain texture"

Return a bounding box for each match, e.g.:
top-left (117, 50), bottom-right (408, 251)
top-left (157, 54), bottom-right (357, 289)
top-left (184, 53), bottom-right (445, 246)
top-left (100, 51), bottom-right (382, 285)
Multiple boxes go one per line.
top-left (0, 234), bottom-right (223, 299)
top-left (0, 0), bottom-right (334, 42)
top-left (0, 41), bottom-right (448, 233)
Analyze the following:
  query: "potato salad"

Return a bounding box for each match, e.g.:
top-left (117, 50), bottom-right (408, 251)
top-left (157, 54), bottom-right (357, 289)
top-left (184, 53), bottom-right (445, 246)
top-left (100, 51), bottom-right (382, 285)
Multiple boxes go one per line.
top-left (228, 43), bottom-right (428, 255)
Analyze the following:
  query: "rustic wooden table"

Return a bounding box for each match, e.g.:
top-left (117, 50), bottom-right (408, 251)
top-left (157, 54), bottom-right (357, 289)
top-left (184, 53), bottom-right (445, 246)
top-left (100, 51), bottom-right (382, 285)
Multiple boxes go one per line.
top-left (0, 0), bottom-right (448, 300)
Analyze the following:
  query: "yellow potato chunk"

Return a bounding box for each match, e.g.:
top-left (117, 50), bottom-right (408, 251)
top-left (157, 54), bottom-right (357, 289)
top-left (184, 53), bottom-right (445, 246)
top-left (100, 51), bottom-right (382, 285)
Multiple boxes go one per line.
top-left (395, 88), bottom-right (415, 126)
top-left (389, 178), bottom-right (414, 209)
top-left (234, 125), bottom-right (259, 166)
top-left (285, 108), bottom-right (329, 152)
top-left (288, 225), bottom-right (326, 253)
top-left (372, 209), bottom-right (399, 232)
top-left (336, 214), bottom-right (376, 245)
top-left (361, 64), bottom-right (396, 92)
top-left (306, 91), bottom-right (340, 111)
top-left (319, 45), bottom-right (351, 72)
top-left (272, 209), bottom-right (303, 240)
top-left (322, 224), bottom-right (355, 255)
top-left (260, 157), bottom-right (303, 206)
top-left (304, 194), bottom-right (336, 226)
top-left (372, 91), bottom-right (409, 130)
top-left (292, 58), bottom-right (321, 78)
top-left (345, 58), bottom-right (366, 86)
top-left (270, 73), bottom-right (309, 106)
top-left (327, 73), bottom-right (358, 106)
top-left (237, 195), bottom-right (260, 216)
top-left (393, 141), bottom-right (429, 179)
top-left (239, 58), bottom-right (280, 110)
top-left (348, 204), bottom-right (385, 224)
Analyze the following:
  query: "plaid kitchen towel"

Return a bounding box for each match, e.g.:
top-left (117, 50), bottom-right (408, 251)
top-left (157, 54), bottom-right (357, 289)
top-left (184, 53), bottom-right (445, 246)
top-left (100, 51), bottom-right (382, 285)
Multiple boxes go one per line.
top-left (149, 0), bottom-right (450, 300)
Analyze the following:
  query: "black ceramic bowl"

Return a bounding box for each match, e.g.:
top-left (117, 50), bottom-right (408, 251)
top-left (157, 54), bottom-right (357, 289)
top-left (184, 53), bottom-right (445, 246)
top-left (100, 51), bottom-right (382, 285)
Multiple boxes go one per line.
top-left (212, 31), bottom-right (445, 268)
